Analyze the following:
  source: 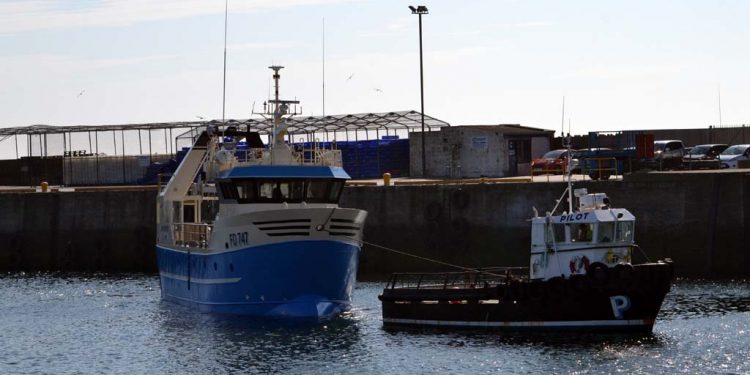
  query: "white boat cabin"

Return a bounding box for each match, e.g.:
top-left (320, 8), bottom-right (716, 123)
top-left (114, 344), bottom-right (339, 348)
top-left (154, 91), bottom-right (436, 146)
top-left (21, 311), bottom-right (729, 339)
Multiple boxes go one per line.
top-left (529, 189), bottom-right (635, 281)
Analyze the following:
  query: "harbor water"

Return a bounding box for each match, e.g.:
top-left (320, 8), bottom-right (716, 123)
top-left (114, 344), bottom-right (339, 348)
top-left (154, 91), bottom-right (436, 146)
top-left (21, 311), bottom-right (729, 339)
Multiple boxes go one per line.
top-left (1, 274), bottom-right (748, 374)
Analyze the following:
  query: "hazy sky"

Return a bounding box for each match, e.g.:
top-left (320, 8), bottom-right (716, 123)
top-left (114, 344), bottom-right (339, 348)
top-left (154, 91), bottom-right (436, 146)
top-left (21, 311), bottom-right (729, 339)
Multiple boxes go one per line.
top-left (1, 0), bottom-right (749, 136)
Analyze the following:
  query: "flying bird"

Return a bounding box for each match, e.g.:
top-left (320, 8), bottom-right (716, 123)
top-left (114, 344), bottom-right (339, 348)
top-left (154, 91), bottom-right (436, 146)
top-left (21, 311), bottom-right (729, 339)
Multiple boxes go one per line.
top-left (77, 89), bottom-right (85, 98)
top-left (346, 74), bottom-right (354, 81)
top-left (373, 88), bottom-right (383, 93)
top-left (196, 115), bottom-right (205, 120)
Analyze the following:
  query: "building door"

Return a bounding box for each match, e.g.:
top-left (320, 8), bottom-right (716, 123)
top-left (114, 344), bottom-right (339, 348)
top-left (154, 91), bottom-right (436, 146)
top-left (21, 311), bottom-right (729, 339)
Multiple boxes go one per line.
top-left (508, 140), bottom-right (518, 176)
top-left (507, 138), bottom-right (531, 176)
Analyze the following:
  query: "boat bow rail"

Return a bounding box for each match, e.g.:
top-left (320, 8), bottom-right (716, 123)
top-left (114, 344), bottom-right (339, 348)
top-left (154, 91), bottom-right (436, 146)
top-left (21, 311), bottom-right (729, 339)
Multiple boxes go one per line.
top-left (384, 268), bottom-right (529, 291)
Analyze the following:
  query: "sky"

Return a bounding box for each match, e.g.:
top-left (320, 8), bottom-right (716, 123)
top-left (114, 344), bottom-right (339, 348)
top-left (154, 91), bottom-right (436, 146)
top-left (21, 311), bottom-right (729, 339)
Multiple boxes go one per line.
top-left (1, 0), bottom-right (750, 137)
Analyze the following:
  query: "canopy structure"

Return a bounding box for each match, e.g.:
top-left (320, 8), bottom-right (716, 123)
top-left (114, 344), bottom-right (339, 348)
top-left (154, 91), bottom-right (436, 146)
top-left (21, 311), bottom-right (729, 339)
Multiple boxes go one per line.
top-left (0, 110), bottom-right (450, 159)
top-left (0, 110), bottom-right (448, 137)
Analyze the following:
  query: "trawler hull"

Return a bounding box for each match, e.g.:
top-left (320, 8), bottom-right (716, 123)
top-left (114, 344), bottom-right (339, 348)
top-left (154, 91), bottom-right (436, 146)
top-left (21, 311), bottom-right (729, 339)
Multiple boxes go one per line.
top-left (157, 239), bottom-right (359, 319)
top-left (379, 262), bottom-right (673, 332)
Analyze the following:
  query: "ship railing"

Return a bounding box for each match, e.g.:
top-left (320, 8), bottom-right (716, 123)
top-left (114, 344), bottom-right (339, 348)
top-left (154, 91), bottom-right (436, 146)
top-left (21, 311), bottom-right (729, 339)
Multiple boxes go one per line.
top-left (172, 222), bottom-right (213, 248)
top-left (232, 148), bottom-right (268, 165)
top-left (295, 147), bottom-right (342, 166)
top-left (385, 267), bottom-right (529, 290)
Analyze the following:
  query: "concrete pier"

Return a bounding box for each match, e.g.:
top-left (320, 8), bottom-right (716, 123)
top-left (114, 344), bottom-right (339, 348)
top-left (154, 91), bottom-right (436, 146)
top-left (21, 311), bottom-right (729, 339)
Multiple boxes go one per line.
top-left (1, 171), bottom-right (748, 278)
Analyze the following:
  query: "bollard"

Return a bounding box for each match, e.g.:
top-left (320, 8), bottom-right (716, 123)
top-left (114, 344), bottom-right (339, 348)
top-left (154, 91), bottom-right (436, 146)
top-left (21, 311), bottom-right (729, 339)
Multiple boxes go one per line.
top-left (383, 173), bottom-right (391, 186)
top-left (40, 181), bottom-right (49, 193)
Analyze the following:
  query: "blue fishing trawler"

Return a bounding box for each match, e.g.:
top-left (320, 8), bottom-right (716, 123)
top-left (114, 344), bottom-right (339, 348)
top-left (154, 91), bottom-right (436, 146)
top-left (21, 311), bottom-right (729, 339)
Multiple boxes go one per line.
top-left (156, 66), bottom-right (367, 319)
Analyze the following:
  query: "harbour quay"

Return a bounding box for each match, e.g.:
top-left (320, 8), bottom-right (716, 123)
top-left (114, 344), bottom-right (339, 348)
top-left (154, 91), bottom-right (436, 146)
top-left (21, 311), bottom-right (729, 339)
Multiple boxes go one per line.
top-left (1, 170), bottom-right (748, 279)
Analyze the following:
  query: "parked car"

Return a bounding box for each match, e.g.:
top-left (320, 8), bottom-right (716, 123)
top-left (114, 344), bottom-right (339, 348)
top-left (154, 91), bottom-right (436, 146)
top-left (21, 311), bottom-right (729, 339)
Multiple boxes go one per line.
top-left (654, 140), bottom-right (685, 159)
top-left (531, 149), bottom-right (575, 174)
top-left (719, 144), bottom-right (750, 168)
top-left (683, 143), bottom-right (728, 169)
top-left (652, 140), bottom-right (685, 170)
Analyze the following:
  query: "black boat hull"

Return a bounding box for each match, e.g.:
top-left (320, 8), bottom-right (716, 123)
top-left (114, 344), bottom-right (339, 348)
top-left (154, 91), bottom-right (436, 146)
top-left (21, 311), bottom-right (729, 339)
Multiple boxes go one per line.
top-left (379, 262), bottom-right (673, 332)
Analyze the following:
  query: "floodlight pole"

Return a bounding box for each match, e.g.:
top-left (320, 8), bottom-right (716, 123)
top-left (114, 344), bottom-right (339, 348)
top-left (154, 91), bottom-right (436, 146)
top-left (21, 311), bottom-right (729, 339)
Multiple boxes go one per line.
top-left (410, 5), bottom-right (428, 177)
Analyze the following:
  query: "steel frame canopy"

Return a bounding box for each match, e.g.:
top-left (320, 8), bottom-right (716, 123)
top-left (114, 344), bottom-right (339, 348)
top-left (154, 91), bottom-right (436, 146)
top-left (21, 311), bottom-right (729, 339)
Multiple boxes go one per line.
top-left (0, 110), bottom-right (449, 137)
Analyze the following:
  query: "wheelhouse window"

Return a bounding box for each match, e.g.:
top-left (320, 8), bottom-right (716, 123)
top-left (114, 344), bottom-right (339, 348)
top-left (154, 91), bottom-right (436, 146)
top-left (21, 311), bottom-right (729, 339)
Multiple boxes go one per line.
top-left (616, 221), bottom-right (634, 242)
top-left (218, 178), bottom-right (345, 204)
top-left (573, 223), bottom-right (593, 242)
top-left (598, 222), bottom-right (614, 243)
top-left (546, 223), bottom-right (567, 243)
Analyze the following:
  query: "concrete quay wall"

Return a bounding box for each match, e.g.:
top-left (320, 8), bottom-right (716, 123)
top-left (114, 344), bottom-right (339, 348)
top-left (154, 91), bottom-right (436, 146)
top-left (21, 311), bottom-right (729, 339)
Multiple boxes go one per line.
top-left (0, 189), bottom-right (157, 273)
top-left (345, 171), bottom-right (750, 279)
top-left (1, 171), bottom-right (748, 278)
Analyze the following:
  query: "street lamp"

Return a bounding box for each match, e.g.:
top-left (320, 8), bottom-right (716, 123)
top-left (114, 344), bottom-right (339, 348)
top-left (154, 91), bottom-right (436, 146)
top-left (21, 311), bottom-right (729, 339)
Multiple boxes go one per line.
top-left (409, 5), bottom-right (428, 177)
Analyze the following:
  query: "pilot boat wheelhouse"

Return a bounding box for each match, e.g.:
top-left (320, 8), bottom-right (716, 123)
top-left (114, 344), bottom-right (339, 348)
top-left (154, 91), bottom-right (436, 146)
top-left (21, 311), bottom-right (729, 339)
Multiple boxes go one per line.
top-left (156, 66), bottom-right (367, 319)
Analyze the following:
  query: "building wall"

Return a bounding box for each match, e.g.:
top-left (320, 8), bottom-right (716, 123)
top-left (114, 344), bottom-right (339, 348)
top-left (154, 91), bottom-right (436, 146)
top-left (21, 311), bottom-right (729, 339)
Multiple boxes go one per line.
top-left (410, 127), bottom-right (550, 178)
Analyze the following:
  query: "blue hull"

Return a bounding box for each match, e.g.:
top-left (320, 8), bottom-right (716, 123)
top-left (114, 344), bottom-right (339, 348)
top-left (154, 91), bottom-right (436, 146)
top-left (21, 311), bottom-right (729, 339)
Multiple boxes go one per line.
top-left (156, 240), bottom-right (360, 319)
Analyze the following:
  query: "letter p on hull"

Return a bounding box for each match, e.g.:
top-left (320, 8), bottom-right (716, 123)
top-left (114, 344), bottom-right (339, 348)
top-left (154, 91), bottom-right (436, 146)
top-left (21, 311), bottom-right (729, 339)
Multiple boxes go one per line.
top-left (610, 295), bottom-right (631, 319)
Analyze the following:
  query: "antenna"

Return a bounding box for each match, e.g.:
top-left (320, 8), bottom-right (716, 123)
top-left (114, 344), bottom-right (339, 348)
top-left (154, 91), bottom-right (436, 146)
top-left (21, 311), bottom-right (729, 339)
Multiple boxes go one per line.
top-left (221, 0), bottom-right (228, 123)
top-left (322, 17), bottom-right (326, 117)
top-left (718, 83), bottom-right (722, 128)
top-left (560, 96), bottom-right (565, 136)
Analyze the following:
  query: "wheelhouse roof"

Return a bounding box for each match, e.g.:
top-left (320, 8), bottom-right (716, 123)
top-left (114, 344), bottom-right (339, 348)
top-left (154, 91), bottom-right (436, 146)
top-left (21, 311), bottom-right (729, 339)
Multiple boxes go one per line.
top-left (219, 165), bottom-right (351, 180)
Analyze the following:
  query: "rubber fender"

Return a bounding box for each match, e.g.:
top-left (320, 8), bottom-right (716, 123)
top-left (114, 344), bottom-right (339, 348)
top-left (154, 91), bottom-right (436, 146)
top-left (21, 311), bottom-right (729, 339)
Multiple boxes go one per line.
top-left (587, 262), bottom-right (610, 285)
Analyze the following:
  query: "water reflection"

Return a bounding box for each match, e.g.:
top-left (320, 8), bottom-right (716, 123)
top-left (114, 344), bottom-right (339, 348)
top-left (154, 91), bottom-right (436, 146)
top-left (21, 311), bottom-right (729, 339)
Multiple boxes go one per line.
top-left (661, 279), bottom-right (750, 320)
top-left (154, 302), bottom-right (365, 373)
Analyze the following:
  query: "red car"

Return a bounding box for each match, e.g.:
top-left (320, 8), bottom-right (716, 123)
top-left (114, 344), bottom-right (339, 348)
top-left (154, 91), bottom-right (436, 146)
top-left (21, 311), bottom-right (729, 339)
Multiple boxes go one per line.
top-left (531, 149), bottom-right (573, 174)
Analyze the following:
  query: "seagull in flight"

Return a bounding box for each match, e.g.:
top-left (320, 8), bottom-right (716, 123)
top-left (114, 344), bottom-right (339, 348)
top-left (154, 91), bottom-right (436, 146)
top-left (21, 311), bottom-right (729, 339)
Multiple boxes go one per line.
top-left (196, 115), bottom-right (205, 120)
top-left (77, 89), bottom-right (85, 98)
top-left (373, 88), bottom-right (383, 93)
top-left (346, 73), bottom-right (354, 81)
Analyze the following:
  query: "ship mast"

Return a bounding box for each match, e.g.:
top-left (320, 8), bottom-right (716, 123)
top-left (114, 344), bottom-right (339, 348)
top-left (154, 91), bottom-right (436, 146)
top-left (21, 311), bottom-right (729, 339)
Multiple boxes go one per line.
top-left (565, 133), bottom-right (574, 213)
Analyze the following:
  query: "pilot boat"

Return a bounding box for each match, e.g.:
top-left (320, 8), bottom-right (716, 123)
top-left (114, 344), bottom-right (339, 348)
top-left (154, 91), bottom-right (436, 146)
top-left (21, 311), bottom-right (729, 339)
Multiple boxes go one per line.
top-left (156, 66), bottom-right (367, 319)
top-left (379, 143), bottom-right (673, 332)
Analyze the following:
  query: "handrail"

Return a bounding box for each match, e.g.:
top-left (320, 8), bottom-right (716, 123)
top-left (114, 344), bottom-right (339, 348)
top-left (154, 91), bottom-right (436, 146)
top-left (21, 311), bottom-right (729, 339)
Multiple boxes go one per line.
top-left (386, 267), bottom-right (529, 290)
top-left (172, 222), bottom-right (213, 248)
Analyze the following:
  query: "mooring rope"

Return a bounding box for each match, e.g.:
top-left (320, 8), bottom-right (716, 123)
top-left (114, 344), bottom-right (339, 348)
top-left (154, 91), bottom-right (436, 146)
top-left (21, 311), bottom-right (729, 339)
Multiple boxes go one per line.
top-left (319, 213), bottom-right (513, 278)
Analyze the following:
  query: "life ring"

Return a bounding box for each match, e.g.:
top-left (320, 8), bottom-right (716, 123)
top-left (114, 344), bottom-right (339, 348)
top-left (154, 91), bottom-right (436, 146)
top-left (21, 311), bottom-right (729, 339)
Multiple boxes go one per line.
top-left (569, 255), bottom-right (590, 274)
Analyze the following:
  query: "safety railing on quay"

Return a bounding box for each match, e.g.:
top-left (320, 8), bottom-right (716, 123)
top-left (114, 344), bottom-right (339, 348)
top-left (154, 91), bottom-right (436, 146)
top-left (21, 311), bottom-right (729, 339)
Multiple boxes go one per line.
top-left (580, 157), bottom-right (619, 180)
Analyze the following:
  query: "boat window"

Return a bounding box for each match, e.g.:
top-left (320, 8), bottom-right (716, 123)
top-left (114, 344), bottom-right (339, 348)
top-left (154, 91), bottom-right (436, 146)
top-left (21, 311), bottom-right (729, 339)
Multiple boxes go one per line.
top-left (617, 221), bottom-right (634, 242)
top-left (546, 224), bottom-right (566, 243)
top-left (306, 181), bottom-right (330, 202)
top-left (573, 223), bottom-right (593, 242)
top-left (218, 181), bottom-right (239, 201)
top-left (328, 181), bottom-right (344, 202)
top-left (598, 222), bottom-right (614, 243)
top-left (224, 179), bottom-right (345, 204)
top-left (235, 181), bottom-right (256, 202)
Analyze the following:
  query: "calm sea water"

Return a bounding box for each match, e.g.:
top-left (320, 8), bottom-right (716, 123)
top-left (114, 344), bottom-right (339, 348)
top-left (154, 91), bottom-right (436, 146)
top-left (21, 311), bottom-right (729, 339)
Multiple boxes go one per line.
top-left (0, 274), bottom-right (748, 374)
